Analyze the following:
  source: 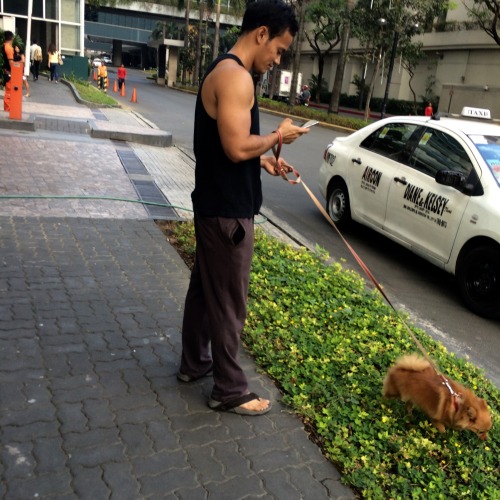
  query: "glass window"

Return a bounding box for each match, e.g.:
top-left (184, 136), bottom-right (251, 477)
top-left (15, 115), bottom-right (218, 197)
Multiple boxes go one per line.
top-left (46, 0), bottom-right (59, 20)
top-left (61, 25), bottom-right (80, 53)
top-left (33, 0), bottom-right (43, 18)
top-left (360, 123), bottom-right (419, 162)
top-left (409, 129), bottom-right (473, 178)
top-left (3, 0), bottom-right (27, 15)
top-left (471, 135), bottom-right (500, 187)
top-left (62, 0), bottom-right (80, 23)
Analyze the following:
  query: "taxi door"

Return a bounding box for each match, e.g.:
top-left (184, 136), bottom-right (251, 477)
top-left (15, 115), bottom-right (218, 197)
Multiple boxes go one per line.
top-left (383, 128), bottom-right (475, 264)
top-left (350, 123), bottom-right (420, 230)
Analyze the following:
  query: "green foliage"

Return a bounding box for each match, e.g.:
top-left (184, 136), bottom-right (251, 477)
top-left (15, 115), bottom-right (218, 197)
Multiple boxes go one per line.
top-left (169, 221), bottom-right (500, 498)
top-left (308, 74), bottom-right (328, 102)
top-left (257, 97), bottom-right (370, 130)
top-left (65, 75), bottom-right (119, 106)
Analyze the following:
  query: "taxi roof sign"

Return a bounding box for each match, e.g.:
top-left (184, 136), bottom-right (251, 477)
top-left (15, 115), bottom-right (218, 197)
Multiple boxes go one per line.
top-left (461, 107), bottom-right (491, 119)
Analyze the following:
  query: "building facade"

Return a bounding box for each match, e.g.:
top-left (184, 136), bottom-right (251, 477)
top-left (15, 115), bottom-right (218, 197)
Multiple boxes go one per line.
top-left (299, 1), bottom-right (500, 115)
top-left (0, 0), bottom-right (85, 58)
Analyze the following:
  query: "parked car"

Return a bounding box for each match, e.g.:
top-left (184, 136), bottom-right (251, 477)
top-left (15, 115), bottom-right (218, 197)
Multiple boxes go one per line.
top-left (102, 56), bottom-right (112, 65)
top-left (318, 107), bottom-right (500, 318)
top-left (92, 58), bottom-right (102, 68)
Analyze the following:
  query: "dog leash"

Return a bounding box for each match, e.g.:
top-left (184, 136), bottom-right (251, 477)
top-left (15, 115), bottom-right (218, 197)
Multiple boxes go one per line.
top-left (273, 130), bottom-right (462, 401)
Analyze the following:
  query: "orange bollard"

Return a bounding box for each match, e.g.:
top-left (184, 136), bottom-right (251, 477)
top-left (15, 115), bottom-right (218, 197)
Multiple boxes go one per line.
top-left (8, 62), bottom-right (23, 120)
top-left (130, 86), bottom-right (137, 103)
top-left (120, 82), bottom-right (126, 97)
top-left (93, 69), bottom-right (97, 81)
top-left (113, 80), bottom-right (118, 93)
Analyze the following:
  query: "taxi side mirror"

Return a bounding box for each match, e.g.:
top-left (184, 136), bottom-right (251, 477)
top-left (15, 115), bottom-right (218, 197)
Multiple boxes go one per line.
top-left (435, 170), bottom-right (474, 194)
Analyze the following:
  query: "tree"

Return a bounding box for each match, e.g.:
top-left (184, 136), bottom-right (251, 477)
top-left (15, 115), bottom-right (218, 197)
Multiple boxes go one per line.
top-left (351, 0), bottom-right (446, 120)
top-left (329, 0), bottom-right (356, 113)
top-left (212, 0), bottom-right (245, 61)
top-left (177, 0), bottom-right (192, 84)
top-left (303, 0), bottom-right (344, 104)
top-left (399, 40), bottom-right (424, 114)
top-left (290, 0), bottom-right (308, 107)
top-left (465, 0), bottom-right (500, 45)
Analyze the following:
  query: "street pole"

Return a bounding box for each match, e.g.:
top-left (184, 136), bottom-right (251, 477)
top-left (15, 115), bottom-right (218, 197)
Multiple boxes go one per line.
top-left (380, 29), bottom-right (399, 120)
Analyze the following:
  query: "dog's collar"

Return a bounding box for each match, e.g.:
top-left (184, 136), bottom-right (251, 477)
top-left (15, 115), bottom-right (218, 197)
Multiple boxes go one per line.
top-left (452, 393), bottom-right (463, 412)
top-left (439, 374), bottom-right (463, 412)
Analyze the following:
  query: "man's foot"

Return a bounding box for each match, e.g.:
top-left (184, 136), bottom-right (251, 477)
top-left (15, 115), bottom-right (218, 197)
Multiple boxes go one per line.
top-left (208, 393), bottom-right (272, 416)
top-left (176, 368), bottom-right (213, 383)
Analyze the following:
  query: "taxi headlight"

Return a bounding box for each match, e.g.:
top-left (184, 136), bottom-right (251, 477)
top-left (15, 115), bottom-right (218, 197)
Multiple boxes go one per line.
top-left (323, 144), bottom-right (336, 165)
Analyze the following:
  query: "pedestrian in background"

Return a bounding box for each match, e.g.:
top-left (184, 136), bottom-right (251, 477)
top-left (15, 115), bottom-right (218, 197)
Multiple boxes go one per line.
top-left (178, 0), bottom-right (308, 416)
top-left (15, 45), bottom-right (30, 97)
top-left (47, 43), bottom-right (59, 83)
top-left (97, 61), bottom-right (108, 92)
top-left (425, 102), bottom-right (433, 116)
top-left (117, 63), bottom-right (127, 91)
top-left (30, 40), bottom-right (42, 81)
top-left (2, 31), bottom-right (16, 111)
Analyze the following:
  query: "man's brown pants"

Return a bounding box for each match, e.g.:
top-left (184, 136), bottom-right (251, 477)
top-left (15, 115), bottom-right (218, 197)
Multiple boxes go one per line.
top-left (180, 215), bottom-right (254, 403)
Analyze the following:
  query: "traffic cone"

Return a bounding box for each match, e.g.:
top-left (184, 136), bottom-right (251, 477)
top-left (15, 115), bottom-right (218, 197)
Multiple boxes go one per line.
top-left (113, 80), bottom-right (118, 93)
top-left (130, 86), bottom-right (137, 103)
top-left (93, 69), bottom-right (97, 81)
top-left (120, 82), bottom-right (126, 97)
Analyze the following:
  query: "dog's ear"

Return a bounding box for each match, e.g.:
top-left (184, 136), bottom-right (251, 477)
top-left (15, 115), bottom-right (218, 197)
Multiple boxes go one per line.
top-left (467, 406), bottom-right (477, 423)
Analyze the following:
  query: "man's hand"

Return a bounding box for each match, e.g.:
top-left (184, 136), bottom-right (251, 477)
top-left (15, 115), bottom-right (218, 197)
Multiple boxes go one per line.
top-left (261, 155), bottom-right (293, 177)
top-left (275, 117), bottom-right (309, 144)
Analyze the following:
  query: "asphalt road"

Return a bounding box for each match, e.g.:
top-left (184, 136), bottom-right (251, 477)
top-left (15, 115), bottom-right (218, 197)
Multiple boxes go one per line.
top-left (109, 68), bottom-right (500, 388)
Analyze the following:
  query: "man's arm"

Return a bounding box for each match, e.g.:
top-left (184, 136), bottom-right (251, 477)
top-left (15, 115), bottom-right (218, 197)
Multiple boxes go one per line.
top-left (208, 63), bottom-right (308, 163)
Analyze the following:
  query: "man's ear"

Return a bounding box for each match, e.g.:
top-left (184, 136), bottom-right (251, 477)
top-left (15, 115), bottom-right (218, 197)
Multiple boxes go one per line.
top-left (256, 27), bottom-right (269, 44)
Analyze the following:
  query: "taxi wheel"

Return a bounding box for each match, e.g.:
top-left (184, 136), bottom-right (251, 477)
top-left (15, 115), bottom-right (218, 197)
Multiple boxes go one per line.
top-left (327, 180), bottom-right (351, 229)
top-left (457, 245), bottom-right (500, 319)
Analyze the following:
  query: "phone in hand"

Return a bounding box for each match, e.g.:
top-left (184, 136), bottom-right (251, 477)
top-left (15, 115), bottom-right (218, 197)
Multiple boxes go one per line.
top-left (300, 119), bottom-right (319, 128)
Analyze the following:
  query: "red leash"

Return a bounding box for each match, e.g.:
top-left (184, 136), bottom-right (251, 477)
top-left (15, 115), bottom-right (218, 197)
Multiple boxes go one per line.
top-left (272, 130), bottom-right (461, 399)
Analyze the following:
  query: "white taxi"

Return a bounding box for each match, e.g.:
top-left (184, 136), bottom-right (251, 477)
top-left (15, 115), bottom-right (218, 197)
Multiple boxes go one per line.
top-left (318, 107), bottom-right (500, 318)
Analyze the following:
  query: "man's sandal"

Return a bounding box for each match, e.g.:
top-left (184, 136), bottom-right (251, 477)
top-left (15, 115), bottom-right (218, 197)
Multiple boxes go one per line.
top-left (176, 369), bottom-right (213, 383)
top-left (208, 393), bottom-right (272, 416)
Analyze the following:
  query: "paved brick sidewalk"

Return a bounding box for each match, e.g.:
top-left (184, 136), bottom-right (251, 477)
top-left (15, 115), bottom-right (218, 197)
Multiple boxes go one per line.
top-left (0, 80), bottom-right (357, 499)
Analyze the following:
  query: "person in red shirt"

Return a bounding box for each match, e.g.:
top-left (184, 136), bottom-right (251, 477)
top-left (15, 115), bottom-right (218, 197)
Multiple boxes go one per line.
top-left (117, 64), bottom-right (127, 91)
top-left (2, 31), bottom-right (15, 111)
top-left (425, 102), bottom-right (433, 116)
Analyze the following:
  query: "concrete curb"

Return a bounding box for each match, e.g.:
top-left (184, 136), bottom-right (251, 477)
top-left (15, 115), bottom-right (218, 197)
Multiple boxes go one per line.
top-left (89, 119), bottom-right (172, 147)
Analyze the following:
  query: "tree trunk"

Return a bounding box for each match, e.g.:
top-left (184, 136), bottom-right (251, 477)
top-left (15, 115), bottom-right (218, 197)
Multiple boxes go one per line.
top-left (290, 0), bottom-right (307, 107)
top-left (182, 0), bottom-right (190, 85)
top-left (193, 1), bottom-right (204, 85)
top-left (408, 74), bottom-right (417, 114)
top-left (364, 51), bottom-right (381, 122)
top-left (213, 0), bottom-right (221, 61)
top-left (316, 54), bottom-right (324, 104)
top-left (329, 0), bottom-right (355, 114)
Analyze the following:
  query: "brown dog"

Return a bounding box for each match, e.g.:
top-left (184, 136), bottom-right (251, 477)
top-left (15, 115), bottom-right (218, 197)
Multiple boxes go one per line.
top-left (383, 354), bottom-right (492, 440)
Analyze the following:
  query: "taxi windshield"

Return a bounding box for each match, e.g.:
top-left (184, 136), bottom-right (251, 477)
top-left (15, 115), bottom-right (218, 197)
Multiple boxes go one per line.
top-left (470, 135), bottom-right (500, 187)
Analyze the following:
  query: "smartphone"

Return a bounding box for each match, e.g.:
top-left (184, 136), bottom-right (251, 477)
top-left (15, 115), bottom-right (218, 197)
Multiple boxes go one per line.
top-left (300, 119), bottom-right (319, 128)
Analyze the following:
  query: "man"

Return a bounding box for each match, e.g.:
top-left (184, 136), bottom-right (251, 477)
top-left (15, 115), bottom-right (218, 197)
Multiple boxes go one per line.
top-left (30, 39), bottom-right (43, 81)
top-left (178, 0), bottom-right (308, 415)
top-left (97, 61), bottom-right (108, 92)
top-left (299, 84), bottom-right (311, 106)
top-left (2, 31), bottom-right (16, 111)
top-left (117, 63), bottom-right (127, 91)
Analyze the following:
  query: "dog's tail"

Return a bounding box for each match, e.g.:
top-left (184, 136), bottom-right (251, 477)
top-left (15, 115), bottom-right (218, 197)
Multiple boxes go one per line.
top-left (382, 354), bottom-right (430, 398)
top-left (393, 354), bottom-right (431, 372)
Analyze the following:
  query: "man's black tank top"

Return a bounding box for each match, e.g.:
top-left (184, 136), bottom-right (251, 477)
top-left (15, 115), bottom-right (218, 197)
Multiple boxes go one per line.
top-left (191, 53), bottom-right (262, 218)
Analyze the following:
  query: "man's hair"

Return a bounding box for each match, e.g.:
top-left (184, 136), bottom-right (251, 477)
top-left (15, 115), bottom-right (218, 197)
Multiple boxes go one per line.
top-left (241, 0), bottom-right (298, 39)
top-left (4, 31), bottom-right (14, 42)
